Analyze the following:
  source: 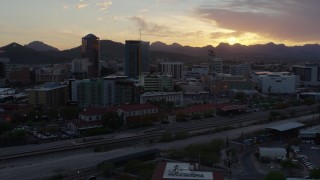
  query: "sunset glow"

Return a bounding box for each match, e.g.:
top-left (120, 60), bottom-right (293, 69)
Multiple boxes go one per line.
top-left (1, 0), bottom-right (320, 49)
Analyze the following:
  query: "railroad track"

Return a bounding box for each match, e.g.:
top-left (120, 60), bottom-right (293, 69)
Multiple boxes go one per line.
top-left (0, 105), bottom-right (318, 160)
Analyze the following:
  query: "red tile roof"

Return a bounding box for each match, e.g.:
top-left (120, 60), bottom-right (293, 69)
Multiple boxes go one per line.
top-left (80, 107), bottom-right (117, 116)
top-left (219, 104), bottom-right (247, 112)
top-left (151, 162), bottom-right (166, 180)
top-left (174, 103), bottom-right (215, 114)
top-left (0, 104), bottom-right (30, 111)
top-left (119, 104), bottom-right (158, 112)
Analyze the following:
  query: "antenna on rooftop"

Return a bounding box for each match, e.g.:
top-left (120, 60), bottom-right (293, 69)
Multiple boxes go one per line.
top-left (139, 28), bottom-right (142, 41)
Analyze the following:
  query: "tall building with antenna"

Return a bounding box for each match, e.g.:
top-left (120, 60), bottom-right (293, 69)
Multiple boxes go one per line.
top-left (125, 40), bottom-right (150, 79)
top-left (81, 34), bottom-right (100, 78)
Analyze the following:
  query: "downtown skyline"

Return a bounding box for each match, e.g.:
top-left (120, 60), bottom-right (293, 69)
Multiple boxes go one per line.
top-left (1, 0), bottom-right (320, 50)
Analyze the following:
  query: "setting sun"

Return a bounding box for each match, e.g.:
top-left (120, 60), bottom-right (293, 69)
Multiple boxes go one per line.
top-left (227, 37), bottom-right (237, 45)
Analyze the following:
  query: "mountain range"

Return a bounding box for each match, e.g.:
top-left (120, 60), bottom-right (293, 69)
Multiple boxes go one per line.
top-left (1, 40), bottom-right (320, 64)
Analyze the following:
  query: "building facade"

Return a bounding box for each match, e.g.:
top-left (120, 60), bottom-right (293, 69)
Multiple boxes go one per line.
top-left (140, 75), bottom-right (173, 92)
top-left (210, 58), bottom-right (223, 73)
top-left (81, 34), bottom-right (100, 78)
top-left (70, 76), bottom-right (141, 107)
top-left (125, 40), bottom-right (149, 79)
top-left (140, 92), bottom-right (183, 106)
top-left (27, 83), bottom-right (69, 108)
top-left (71, 58), bottom-right (89, 79)
top-left (256, 72), bottom-right (297, 94)
top-left (230, 63), bottom-right (251, 76)
top-left (292, 63), bottom-right (320, 87)
top-left (157, 61), bottom-right (183, 79)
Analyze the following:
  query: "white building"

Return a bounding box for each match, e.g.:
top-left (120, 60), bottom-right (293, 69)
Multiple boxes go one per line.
top-left (255, 72), bottom-right (297, 94)
top-left (156, 162), bottom-right (215, 180)
top-left (191, 65), bottom-right (209, 75)
top-left (140, 92), bottom-right (183, 106)
top-left (230, 63), bottom-right (251, 76)
top-left (157, 61), bottom-right (183, 79)
top-left (210, 58), bottom-right (223, 73)
top-left (259, 147), bottom-right (287, 160)
top-left (292, 63), bottom-right (320, 87)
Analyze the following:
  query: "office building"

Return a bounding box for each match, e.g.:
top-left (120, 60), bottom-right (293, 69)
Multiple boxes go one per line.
top-left (125, 40), bottom-right (149, 79)
top-left (71, 58), bottom-right (89, 79)
top-left (157, 61), bottom-right (183, 79)
top-left (255, 72), bottom-right (297, 94)
top-left (70, 76), bottom-right (141, 107)
top-left (230, 63), bottom-right (251, 76)
top-left (27, 82), bottom-right (69, 108)
top-left (140, 74), bottom-right (173, 92)
top-left (81, 34), bottom-right (100, 77)
top-left (210, 58), bottom-right (223, 74)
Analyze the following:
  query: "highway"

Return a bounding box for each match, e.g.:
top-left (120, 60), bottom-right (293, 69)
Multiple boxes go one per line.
top-left (0, 113), bottom-right (318, 180)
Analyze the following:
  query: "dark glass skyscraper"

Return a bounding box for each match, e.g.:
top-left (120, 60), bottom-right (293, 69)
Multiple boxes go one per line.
top-left (81, 34), bottom-right (100, 77)
top-left (125, 40), bottom-right (149, 79)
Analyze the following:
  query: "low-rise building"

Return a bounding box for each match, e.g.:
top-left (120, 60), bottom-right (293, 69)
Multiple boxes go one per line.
top-left (140, 92), bottom-right (183, 106)
top-left (259, 147), bottom-right (287, 160)
top-left (67, 104), bottom-right (159, 132)
top-left (253, 71), bottom-right (298, 94)
top-left (152, 162), bottom-right (224, 180)
top-left (174, 104), bottom-right (216, 120)
top-left (140, 74), bottom-right (173, 92)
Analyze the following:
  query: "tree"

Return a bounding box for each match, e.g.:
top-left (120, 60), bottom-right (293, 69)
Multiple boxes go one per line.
top-left (234, 93), bottom-right (245, 100)
top-left (176, 112), bottom-right (189, 121)
top-left (264, 171), bottom-right (285, 180)
top-left (303, 97), bottom-right (316, 106)
top-left (0, 122), bottom-right (12, 134)
top-left (103, 112), bottom-right (123, 130)
top-left (160, 132), bottom-right (173, 142)
top-left (315, 133), bottom-right (320, 144)
top-left (100, 67), bottom-right (115, 76)
top-left (60, 107), bottom-right (81, 120)
top-left (173, 84), bottom-right (183, 92)
top-left (98, 162), bottom-right (116, 177)
top-left (310, 168), bottom-right (320, 179)
top-left (281, 159), bottom-right (299, 176)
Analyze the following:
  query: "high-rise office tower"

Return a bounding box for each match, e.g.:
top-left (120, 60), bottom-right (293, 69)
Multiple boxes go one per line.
top-left (81, 34), bottom-right (100, 77)
top-left (125, 40), bottom-right (149, 79)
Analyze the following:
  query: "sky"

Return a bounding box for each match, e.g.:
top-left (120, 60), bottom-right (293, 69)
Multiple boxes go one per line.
top-left (1, 0), bottom-right (320, 50)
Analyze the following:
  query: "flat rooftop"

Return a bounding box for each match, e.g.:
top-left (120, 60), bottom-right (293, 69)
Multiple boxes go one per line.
top-left (163, 162), bottom-right (213, 180)
top-left (266, 122), bottom-right (304, 132)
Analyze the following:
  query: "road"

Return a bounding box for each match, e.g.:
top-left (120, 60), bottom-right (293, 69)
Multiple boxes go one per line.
top-left (0, 114), bottom-right (318, 180)
top-left (238, 150), bottom-right (264, 180)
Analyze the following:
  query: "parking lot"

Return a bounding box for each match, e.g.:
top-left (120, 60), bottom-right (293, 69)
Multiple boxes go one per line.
top-left (292, 143), bottom-right (320, 171)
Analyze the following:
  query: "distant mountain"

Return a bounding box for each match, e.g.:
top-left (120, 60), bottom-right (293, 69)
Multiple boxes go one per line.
top-left (150, 41), bottom-right (320, 61)
top-left (25, 41), bottom-right (59, 52)
top-left (2, 40), bottom-right (320, 64)
top-left (0, 43), bottom-right (57, 64)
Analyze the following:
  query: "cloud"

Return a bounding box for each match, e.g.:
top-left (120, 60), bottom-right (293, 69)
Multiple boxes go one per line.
top-left (97, 17), bottom-right (104, 21)
top-left (77, 2), bottom-right (89, 9)
top-left (129, 16), bottom-right (204, 39)
top-left (62, 5), bottom-right (70, 10)
top-left (96, 1), bottom-right (112, 11)
top-left (139, 9), bottom-right (149, 13)
top-left (193, 0), bottom-right (320, 43)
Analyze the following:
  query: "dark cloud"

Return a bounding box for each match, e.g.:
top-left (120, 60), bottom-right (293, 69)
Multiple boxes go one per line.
top-left (193, 0), bottom-right (320, 43)
top-left (129, 16), bottom-right (203, 38)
